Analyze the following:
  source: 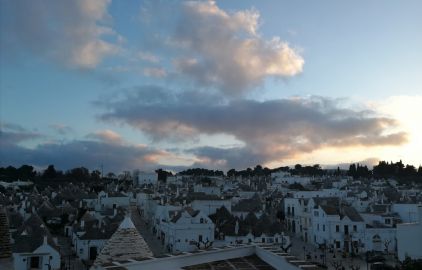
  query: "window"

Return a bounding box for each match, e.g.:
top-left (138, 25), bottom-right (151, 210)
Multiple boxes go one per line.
top-left (30, 256), bottom-right (40, 269)
top-left (336, 225), bottom-right (339, 232)
top-left (314, 211), bottom-right (319, 217)
top-left (200, 218), bottom-right (204, 223)
top-left (323, 225), bottom-right (325, 232)
top-left (336, 241), bottom-right (340, 248)
top-left (353, 225), bottom-right (357, 232)
top-left (317, 224), bottom-right (320, 231)
top-left (344, 225), bottom-right (349, 235)
top-left (199, 235), bottom-right (203, 242)
top-left (385, 219), bottom-right (391, 224)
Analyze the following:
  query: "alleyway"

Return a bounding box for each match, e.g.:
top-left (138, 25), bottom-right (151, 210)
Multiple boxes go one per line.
top-left (57, 236), bottom-right (86, 270)
top-left (130, 205), bottom-right (167, 257)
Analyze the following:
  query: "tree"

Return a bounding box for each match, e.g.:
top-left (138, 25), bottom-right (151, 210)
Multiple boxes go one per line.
top-left (91, 170), bottom-right (101, 180)
top-left (106, 172), bottom-right (116, 179)
top-left (155, 169), bottom-right (173, 182)
top-left (66, 167), bottom-right (90, 181)
top-left (276, 210), bottom-right (285, 221)
top-left (227, 169), bottom-right (236, 177)
top-left (42, 165), bottom-right (57, 179)
top-left (17, 165), bottom-right (36, 180)
top-left (401, 257), bottom-right (422, 270)
top-left (384, 239), bottom-right (391, 254)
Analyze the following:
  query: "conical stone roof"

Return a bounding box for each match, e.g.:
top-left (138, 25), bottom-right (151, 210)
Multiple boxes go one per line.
top-left (93, 216), bottom-right (153, 266)
top-left (0, 207), bottom-right (12, 258)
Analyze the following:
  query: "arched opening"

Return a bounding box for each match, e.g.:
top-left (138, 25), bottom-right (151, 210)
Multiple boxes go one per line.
top-left (372, 234), bottom-right (382, 252)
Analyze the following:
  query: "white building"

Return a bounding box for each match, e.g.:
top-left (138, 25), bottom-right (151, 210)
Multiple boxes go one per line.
top-left (12, 215), bottom-right (60, 270)
top-left (157, 208), bottom-right (215, 253)
top-left (135, 172), bottom-right (158, 186)
top-left (392, 203), bottom-right (421, 223)
top-left (13, 237), bottom-right (60, 270)
top-left (98, 192), bottom-right (130, 209)
top-left (190, 194), bottom-right (232, 216)
top-left (193, 184), bottom-right (221, 196)
top-left (397, 205), bottom-right (422, 261)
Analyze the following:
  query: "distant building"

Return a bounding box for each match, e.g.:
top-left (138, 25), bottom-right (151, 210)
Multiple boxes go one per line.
top-left (135, 172), bottom-right (158, 186)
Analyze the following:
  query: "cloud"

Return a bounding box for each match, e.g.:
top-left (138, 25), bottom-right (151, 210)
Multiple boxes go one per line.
top-left (138, 51), bottom-right (160, 63)
top-left (1, 0), bottom-right (120, 68)
top-left (98, 86), bottom-right (407, 169)
top-left (49, 124), bottom-right (73, 135)
top-left (0, 122), bottom-right (42, 145)
top-left (0, 124), bottom-right (178, 172)
top-left (86, 129), bottom-right (123, 144)
top-left (143, 67), bottom-right (167, 78)
top-left (140, 1), bottom-right (304, 95)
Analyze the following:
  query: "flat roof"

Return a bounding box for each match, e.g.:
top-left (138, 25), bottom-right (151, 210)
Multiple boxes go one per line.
top-left (182, 255), bottom-right (275, 270)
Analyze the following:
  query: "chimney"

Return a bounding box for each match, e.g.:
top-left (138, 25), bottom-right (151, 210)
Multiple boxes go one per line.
top-left (81, 220), bottom-right (85, 228)
top-left (43, 236), bottom-right (48, 245)
top-left (113, 208), bottom-right (117, 217)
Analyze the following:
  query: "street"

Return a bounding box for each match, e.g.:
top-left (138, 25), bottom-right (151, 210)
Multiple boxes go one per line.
top-left (130, 205), bottom-right (167, 256)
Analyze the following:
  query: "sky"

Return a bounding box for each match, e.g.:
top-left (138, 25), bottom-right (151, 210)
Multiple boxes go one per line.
top-left (1, 0), bottom-right (421, 173)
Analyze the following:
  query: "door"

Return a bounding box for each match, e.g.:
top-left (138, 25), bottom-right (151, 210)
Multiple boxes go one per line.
top-left (89, 246), bottom-right (98, 260)
top-left (372, 235), bottom-right (382, 251)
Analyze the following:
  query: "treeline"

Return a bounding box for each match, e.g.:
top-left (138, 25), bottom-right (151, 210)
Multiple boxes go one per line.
top-left (178, 168), bottom-right (224, 176)
top-left (227, 164), bottom-right (324, 178)
top-left (0, 164), bottom-right (109, 182)
top-left (2, 160), bottom-right (421, 184)
top-left (373, 160), bottom-right (422, 182)
top-left (0, 165), bottom-right (37, 181)
top-left (347, 160), bottom-right (422, 184)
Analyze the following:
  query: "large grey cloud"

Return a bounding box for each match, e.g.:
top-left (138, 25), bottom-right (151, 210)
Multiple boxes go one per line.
top-left (0, 122), bottom-right (42, 145)
top-left (0, 0), bottom-right (120, 68)
top-left (139, 1), bottom-right (304, 95)
top-left (98, 86), bottom-right (407, 168)
top-left (0, 124), bottom-right (175, 172)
